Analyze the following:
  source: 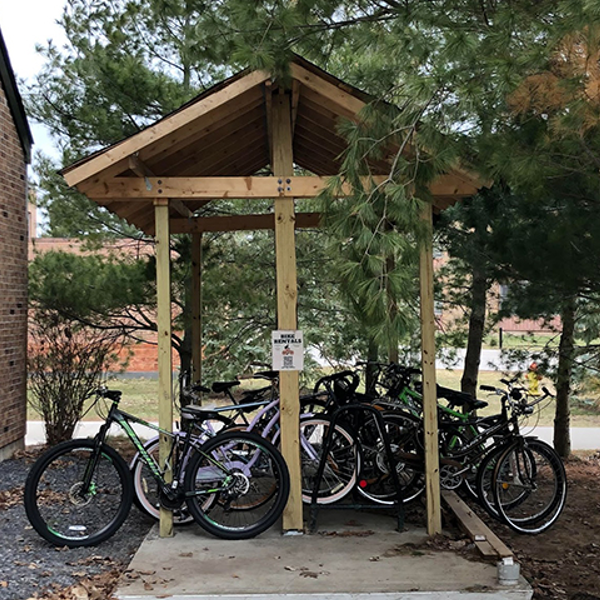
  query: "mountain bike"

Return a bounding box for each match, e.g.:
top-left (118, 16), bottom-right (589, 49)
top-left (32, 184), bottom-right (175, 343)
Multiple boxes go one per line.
top-left (24, 387), bottom-right (290, 547)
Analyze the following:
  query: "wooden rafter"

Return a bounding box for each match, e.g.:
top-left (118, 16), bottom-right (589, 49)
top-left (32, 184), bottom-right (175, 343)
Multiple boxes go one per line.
top-left (264, 81), bottom-right (274, 168)
top-left (290, 62), bottom-right (365, 118)
top-left (176, 124), bottom-right (266, 177)
top-left (291, 79), bottom-right (300, 135)
top-left (141, 88), bottom-right (264, 169)
top-left (158, 105), bottom-right (265, 175)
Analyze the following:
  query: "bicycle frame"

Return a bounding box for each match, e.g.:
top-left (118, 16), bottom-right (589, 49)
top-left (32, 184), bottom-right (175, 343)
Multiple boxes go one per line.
top-left (94, 395), bottom-right (239, 503)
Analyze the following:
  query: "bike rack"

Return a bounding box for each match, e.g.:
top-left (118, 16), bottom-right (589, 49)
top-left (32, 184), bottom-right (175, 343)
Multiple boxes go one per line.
top-left (308, 403), bottom-right (405, 533)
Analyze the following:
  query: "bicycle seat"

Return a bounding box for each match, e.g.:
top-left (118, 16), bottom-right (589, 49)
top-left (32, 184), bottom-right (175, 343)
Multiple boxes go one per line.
top-left (437, 385), bottom-right (488, 410)
top-left (180, 404), bottom-right (224, 422)
top-left (253, 370), bottom-right (279, 381)
top-left (212, 380), bottom-right (241, 394)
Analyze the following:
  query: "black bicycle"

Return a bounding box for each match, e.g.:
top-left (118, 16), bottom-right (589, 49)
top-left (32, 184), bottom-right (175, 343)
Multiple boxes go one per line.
top-left (24, 387), bottom-right (290, 547)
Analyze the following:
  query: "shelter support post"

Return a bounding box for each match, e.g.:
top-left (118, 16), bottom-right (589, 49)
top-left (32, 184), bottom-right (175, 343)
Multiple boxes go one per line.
top-left (191, 232), bottom-right (203, 386)
top-left (272, 91), bottom-right (303, 532)
top-left (419, 202), bottom-right (442, 535)
top-left (155, 199), bottom-right (174, 538)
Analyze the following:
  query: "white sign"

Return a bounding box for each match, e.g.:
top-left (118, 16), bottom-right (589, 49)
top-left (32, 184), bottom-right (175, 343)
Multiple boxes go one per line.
top-left (272, 330), bottom-right (304, 371)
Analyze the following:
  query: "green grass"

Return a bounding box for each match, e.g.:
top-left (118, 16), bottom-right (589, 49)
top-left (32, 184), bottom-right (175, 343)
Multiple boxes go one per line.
top-left (27, 369), bottom-right (600, 428)
top-left (27, 376), bottom-right (161, 422)
top-left (483, 331), bottom-right (560, 349)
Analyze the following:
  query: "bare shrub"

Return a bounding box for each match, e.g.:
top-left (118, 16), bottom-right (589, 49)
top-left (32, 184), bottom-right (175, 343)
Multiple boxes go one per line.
top-left (28, 312), bottom-right (125, 446)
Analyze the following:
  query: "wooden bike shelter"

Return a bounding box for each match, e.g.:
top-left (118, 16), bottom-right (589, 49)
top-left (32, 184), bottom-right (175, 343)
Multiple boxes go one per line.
top-left (62, 55), bottom-right (484, 538)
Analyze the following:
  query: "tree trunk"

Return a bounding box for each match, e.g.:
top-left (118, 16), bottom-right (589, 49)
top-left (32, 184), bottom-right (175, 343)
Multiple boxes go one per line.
top-left (554, 297), bottom-right (576, 458)
top-left (385, 254), bottom-right (399, 363)
top-left (460, 265), bottom-right (487, 397)
top-left (365, 337), bottom-right (379, 395)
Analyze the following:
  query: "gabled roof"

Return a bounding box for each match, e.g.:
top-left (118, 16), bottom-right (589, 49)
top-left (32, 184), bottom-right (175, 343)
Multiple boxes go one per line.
top-left (0, 29), bottom-right (33, 164)
top-left (63, 55), bottom-right (485, 233)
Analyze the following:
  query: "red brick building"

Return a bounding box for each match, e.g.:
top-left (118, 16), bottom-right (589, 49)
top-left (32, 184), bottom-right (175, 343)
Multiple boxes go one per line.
top-left (0, 30), bottom-right (33, 459)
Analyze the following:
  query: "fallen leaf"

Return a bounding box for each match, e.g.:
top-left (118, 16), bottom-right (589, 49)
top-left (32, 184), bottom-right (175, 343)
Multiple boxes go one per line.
top-left (72, 584), bottom-right (89, 600)
top-left (300, 571), bottom-right (319, 579)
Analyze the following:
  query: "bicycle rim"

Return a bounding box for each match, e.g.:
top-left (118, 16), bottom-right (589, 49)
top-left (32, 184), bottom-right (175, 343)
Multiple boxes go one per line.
top-left (493, 439), bottom-right (567, 534)
top-left (299, 417), bottom-right (358, 504)
top-left (184, 431), bottom-right (290, 539)
top-left (24, 440), bottom-right (132, 547)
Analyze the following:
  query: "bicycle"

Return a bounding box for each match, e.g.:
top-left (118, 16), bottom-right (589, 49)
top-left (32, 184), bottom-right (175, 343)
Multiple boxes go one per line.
top-left (131, 376), bottom-right (358, 522)
top-left (24, 387), bottom-right (290, 547)
top-left (475, 381), bottom-right (567, 534)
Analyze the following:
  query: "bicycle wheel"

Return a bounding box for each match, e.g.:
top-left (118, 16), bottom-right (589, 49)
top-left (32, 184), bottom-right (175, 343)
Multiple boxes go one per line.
top-left (475, 442), bottom-right (512, 520)
top-left (131, 435), bottom-right (195, 525)
top-left (355, 412), bottom-right (425, 505)
top-left (24, 439), bottom-right (133, 547)
top-left (299, 417), bottom-right (358, 504)
top-left (440, 422), bottom-right (491, 501)
top-left (493, 438), bottom-right (567, 534)
top-left (299, 393), bottom-right (329, 416)
top-left (184, 431), bottom-right (290, 539)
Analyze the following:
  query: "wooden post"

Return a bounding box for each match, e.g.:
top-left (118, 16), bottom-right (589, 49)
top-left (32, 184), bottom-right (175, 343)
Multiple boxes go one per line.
top-left (154, 199), bottom-right (174, 538)
top-left (272, 91), bottom-right (303, 532)
top-left (191, 232), bottom-right (203, 386)
top-left (419, 202), bottom-right (442, 535)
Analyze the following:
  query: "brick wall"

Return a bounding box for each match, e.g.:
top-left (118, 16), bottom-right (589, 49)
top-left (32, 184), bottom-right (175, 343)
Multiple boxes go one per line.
top-left (0, 84), bottom-right (28, 456)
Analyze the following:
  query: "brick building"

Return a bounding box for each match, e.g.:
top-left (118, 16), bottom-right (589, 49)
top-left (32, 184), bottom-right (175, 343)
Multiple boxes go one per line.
top-left (0, 30), bottom-right (33, 459)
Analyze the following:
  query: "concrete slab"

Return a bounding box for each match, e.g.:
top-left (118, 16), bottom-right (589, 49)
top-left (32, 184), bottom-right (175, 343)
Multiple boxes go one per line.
top-left (114, 511), bottom-right (532, 600)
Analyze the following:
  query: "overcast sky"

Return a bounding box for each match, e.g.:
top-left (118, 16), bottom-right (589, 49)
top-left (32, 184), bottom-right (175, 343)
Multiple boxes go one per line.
top-left (0, 0), bottom-right (67, 157)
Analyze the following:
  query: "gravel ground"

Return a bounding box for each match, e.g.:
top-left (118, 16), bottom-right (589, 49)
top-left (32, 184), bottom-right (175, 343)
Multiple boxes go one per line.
top-left (0, 447), bottom-right (154, 600)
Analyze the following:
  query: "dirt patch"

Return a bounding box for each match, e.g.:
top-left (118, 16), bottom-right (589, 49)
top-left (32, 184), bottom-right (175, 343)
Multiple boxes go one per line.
top-left (482, 455), bottom-right (600, 600)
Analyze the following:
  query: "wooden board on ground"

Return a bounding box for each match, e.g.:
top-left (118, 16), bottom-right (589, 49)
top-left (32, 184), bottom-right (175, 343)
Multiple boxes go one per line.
top-left (441, 491), bottom-right (513, 559)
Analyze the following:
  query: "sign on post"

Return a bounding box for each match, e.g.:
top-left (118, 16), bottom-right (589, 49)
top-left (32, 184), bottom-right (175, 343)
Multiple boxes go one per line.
top-left (272, 330), bottom-right (304, 371)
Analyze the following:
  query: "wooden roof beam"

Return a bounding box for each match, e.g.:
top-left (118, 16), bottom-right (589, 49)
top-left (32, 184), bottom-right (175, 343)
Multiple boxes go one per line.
top-left (85, 173), bottom-right (479, 201)
top-left (170, 212), bottom-right (321, 234)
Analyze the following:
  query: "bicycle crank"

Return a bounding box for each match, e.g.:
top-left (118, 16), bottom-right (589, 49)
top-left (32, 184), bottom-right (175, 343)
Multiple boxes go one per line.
top-left (439, 461), bottom-right (466, 490)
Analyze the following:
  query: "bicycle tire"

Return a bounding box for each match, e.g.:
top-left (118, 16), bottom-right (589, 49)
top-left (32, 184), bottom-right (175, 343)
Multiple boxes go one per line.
top-left (493, 438), bottom-right (567, 534)
top-left (184, 430), bottom-right (290, 539)
top-left (355, 411), bottom-right (425, 505)
top-left (475, 442), bottom-right (512, 520)
top-left (297, 417), bottom-right (359, 504)
top-left (24, 439), bottom-right (133, 547)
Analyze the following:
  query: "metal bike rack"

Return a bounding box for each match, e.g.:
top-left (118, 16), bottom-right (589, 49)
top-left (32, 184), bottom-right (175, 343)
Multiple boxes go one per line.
top-left (308, 403), bottom-right (405, 533)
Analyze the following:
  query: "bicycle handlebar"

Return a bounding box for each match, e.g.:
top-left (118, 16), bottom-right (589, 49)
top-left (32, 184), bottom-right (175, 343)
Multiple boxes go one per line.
top-left (479, 381), bottom-right (553, 411)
